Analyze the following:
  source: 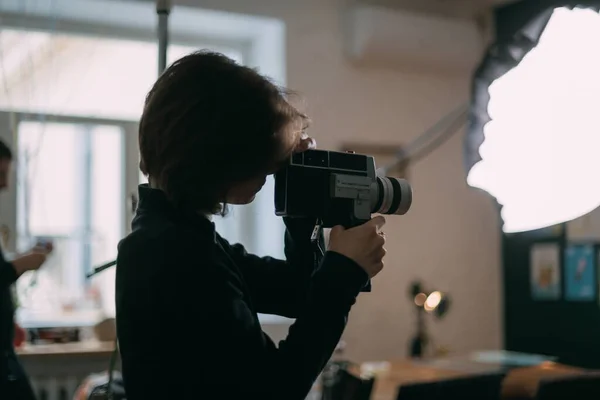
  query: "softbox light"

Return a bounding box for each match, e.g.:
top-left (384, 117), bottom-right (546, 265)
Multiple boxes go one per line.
top-left (466, 6), bottom-right (600, 233)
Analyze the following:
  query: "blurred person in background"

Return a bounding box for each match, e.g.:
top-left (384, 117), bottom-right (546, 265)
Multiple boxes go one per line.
top-left (0, 139), bottom-right (53, 400)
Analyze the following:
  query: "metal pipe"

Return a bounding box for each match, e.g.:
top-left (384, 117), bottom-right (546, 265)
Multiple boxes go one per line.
top-left (156, 0), bottom-right (172, 75)
top-left (89, 1), bottom-right (173, 281)
top-left (87, 260), bottom-right (117, 278)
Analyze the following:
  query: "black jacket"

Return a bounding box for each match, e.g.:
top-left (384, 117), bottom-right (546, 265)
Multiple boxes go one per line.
top-left (0, 250), bottom-right (16, 354)
top-left (1, 249), bottom-right (38, 400)
top-left (115, 185), bottom-right (368, 399)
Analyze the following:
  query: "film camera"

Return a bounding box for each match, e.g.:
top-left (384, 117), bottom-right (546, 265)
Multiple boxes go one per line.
top-left (275, 148), bottom-right (412, 229)
top-left (274, 149), bottom-right (412, 292)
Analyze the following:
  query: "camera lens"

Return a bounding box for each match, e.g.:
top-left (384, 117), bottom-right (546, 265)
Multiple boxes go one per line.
top-left (371, 176), bottom-right (412, 215)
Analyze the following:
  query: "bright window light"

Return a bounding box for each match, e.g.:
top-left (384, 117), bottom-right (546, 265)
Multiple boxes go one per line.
top-left (467, 7), bottom-right (600, 233)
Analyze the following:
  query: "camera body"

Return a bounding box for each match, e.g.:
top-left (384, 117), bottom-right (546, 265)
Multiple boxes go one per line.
top-left (274, 149), bottom-right (412, 293)
top-left (274, 149), bottom-right (412, 228)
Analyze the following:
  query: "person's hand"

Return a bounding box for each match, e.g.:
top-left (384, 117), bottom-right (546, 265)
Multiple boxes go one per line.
top-left (11, 251), bottom-right (48, 275)
top-left (33, 239), bottom-right (53, 254)
top-left (295, 134), bottom-right (316, 153)
top-left (328, 215), bottom-right (387, 278)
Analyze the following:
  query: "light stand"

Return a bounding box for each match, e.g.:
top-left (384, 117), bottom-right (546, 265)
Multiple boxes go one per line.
top-left (156, 0), bottom-right (172, 75)
top-left (88, 0), bottom-right (171, 280)
top-left (409, 281), bottom-right (450, 358)
top-left (410, 296), bottom-right (427, 358)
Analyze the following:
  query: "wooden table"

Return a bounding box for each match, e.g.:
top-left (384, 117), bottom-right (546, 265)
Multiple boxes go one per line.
top-left (352, 358), bottom-right (586, 400)
top-left (16, 340), bottom-right (118, 379)
top-left (351, 359), bottom-right (509, 400)
top-left (16, 340), bottom-right (115, 358)
top-left (501, 362), bottom-right (585, 399)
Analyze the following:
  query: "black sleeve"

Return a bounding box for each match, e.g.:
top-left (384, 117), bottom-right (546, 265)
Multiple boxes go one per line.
top-left (116, 230), bottom-right (368, 400)
top-left (222, 217), bottom-right (329, 318)
top-left (188, 250), bottom-right (367, 399)
top-left (0, 250), bottom-right (17, 288)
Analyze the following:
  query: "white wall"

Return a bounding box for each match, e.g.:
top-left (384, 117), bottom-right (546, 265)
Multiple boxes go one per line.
top-left (175, 0), bottom-right (502, 361)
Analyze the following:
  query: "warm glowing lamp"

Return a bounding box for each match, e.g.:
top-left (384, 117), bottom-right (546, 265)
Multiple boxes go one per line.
top-left (409, 282), bottom-right (450, 358)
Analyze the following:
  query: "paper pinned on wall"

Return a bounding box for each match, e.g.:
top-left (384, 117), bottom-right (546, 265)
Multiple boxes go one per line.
top-left (530, 243), bottom-right (561, 300)
top-left (565, 245), bottom-right (596, 302)
top-left (566, 206), bottom-right (600, 241)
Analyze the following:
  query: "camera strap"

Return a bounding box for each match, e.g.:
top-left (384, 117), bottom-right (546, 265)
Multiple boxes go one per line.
top-left (311, 219), bottom-right (326, 261)
top-left (107, 338), bottom-right (119, 400)
top-left (310, 219), bottom-right (322, 243)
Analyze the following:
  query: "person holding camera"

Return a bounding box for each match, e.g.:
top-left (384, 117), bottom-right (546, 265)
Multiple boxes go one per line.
top-left (115, 51), bottom-right (387, 399)
top-left (0, 140), bottom-right (53, 400)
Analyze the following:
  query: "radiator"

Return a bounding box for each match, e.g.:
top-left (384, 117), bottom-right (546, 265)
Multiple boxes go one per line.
top-left (29, 375), bottom-right (321, 400)
top-left (30, 375), bottom-right (82, 400)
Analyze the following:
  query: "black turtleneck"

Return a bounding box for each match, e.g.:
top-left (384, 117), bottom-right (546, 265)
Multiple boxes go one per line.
top-left (0, 251), bottom-right (17, 354)
top-left (115, 184), bottom-right (368, 400)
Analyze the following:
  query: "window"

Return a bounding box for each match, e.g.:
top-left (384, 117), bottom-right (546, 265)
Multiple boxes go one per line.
top-left (15, 120), bottom-right (125, 321)
top-left (0, 28), bottom-right (247, 324)
top-left (0, 0), bottom-right (288, 325)
top-left (466, 7), bottom-right (600, 233)
top-left (0, 28), bottom-right (242, 120)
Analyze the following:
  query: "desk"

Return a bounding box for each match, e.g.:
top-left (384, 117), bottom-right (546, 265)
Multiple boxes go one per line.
top-left (16, 340), bottom-right (117, 377)
top-left (16, 340), bottom-right (115, 358)
top-left (16, 340), bottom-right (117, 400)
top-left (353, 359), bottom-right (509, 400)
top-left (501, 363), bottom-right (585, 399)
top-left (354, 358), bottom-right (584, 400)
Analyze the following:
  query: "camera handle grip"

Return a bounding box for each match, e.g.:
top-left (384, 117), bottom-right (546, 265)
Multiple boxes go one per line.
top-left (311, 217), bottom-right (372, 293)
top-left (344, 217), bottom-right (372, 293)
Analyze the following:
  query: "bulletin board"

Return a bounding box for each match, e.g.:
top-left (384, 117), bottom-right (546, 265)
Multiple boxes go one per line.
top-left (503, 208), bottom-right (600, 368)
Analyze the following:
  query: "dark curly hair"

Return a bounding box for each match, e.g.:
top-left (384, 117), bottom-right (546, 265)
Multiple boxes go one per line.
top-left (139, 50), bottom-right (309, 214)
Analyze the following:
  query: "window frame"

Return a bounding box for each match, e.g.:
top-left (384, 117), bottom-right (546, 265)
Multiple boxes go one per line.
top-left (0, 0), bottom-right (290, 324)
top-left (0, 112), bottom-right (139, 254)
top-left (0, 0), bottom-right (286, 257)
top-left (0, 0), bottom-right (285, 81)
